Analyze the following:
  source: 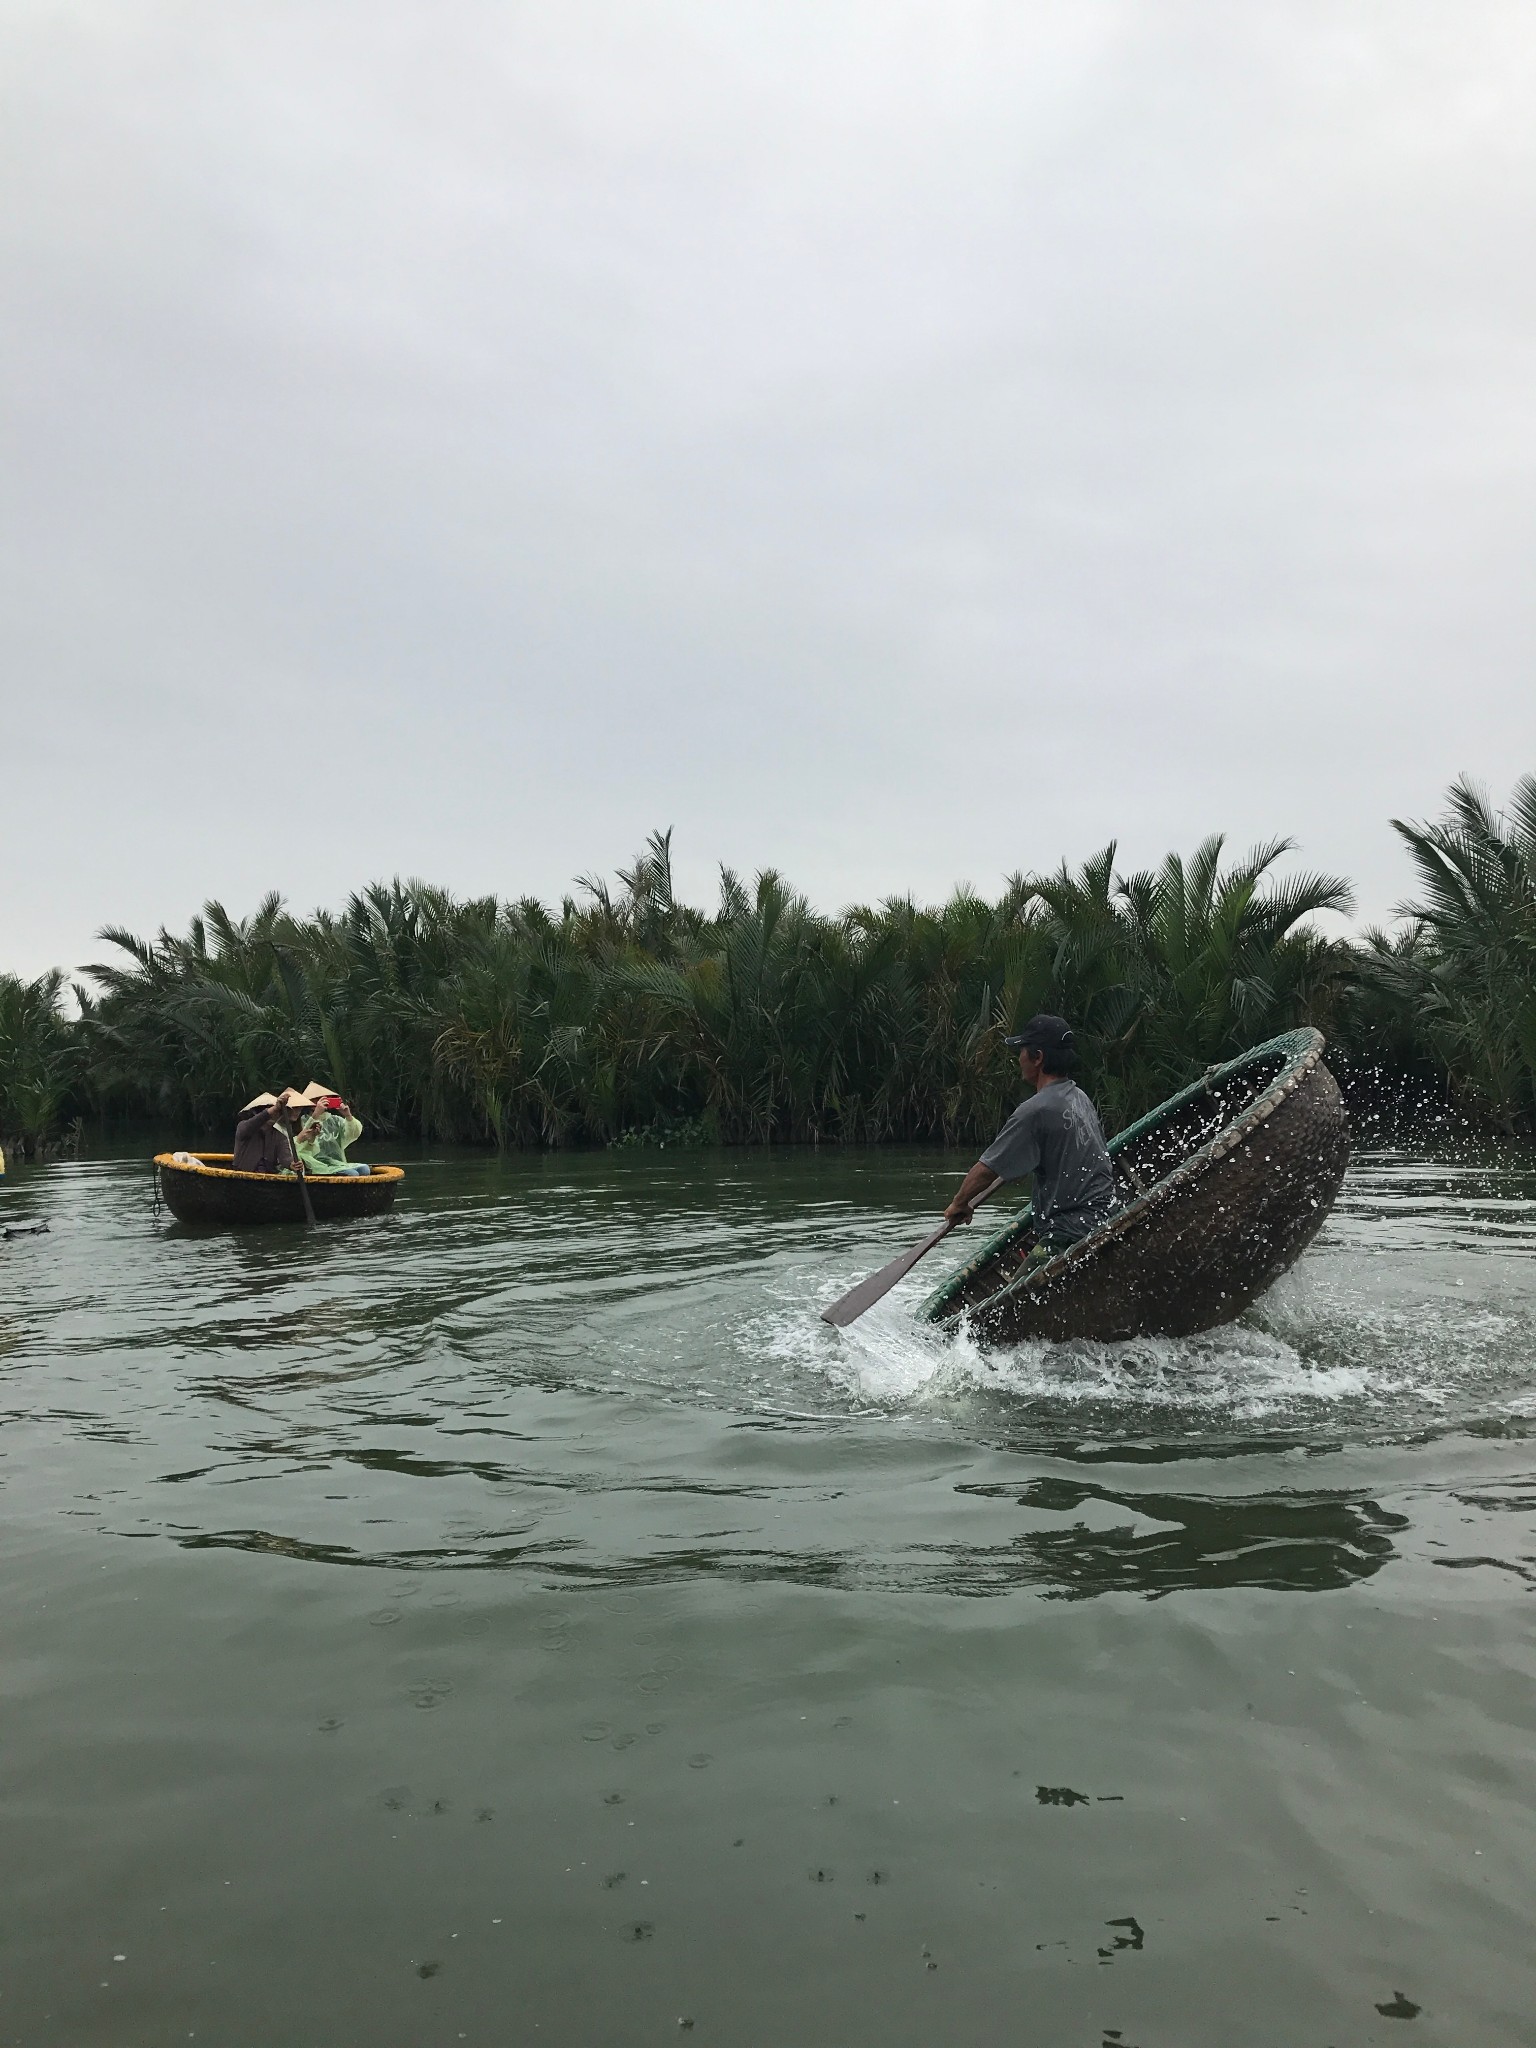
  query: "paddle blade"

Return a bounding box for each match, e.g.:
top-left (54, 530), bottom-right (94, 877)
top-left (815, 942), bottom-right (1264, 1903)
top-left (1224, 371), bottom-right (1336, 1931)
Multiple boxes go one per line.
top-left (820, 1221), bottom-right (952, 1328)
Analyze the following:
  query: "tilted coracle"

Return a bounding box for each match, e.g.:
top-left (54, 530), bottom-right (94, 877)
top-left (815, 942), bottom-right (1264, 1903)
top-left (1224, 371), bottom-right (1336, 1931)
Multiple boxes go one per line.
top-left (920, 1028), bottom-right (1350, 1343)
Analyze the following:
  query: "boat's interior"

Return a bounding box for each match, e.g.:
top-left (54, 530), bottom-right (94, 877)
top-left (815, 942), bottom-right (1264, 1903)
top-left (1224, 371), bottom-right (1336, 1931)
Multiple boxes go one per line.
top-left (1108, 1049), bottom-right (1288, 1202)
top-left (159, 1153), bottom-right (397, 1181)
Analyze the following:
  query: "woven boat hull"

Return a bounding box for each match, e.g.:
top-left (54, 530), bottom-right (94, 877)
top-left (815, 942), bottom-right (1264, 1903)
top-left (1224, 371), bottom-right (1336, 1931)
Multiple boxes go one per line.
top-left (154, 1153), bottom-right (403, 1226)
top-left (920, 1029), bottom-right (1349, 1344)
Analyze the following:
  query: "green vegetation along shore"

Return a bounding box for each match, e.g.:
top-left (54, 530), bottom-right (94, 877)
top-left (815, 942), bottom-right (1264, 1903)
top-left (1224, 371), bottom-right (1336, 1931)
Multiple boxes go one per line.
top-left (2, 775), bottom-right (1532, 1158)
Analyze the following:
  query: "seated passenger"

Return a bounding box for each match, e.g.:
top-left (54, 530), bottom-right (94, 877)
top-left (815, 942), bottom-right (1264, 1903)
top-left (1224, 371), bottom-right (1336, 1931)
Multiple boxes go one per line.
top-left (232, 1092), bottom-right (296, 1175)
top-left (294, 1093), bottom-right (368, 1175)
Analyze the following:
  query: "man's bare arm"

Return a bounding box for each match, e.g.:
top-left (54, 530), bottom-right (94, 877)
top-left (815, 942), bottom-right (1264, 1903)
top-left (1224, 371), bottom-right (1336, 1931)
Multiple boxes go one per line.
top-left (944, 1161), bottom-right (1000, 1224)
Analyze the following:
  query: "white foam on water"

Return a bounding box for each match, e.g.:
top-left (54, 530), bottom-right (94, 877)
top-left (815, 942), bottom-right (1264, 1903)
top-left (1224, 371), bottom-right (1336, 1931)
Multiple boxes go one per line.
top-left (695, 1150), bottom-right (1536, 1437)
top-left (749, 1251), bottom-right (1536, 1435)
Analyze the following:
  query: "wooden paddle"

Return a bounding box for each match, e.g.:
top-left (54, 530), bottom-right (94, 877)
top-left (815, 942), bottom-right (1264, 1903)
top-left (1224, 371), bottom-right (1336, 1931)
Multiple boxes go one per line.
top-left (282, 1099), bottom-right (318, 1227)
top-left (820, 1177), bottom-right (1000, 1328)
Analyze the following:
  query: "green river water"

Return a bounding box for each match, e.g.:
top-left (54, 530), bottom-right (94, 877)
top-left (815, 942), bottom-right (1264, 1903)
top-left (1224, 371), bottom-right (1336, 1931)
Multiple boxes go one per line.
top-left (2, 1142), bottom-right (1534, 2046)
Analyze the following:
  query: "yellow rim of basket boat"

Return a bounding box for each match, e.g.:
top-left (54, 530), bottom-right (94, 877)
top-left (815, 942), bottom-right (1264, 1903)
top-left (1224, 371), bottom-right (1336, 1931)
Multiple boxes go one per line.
top-left (154, 1153), bottom-right (404, 1185)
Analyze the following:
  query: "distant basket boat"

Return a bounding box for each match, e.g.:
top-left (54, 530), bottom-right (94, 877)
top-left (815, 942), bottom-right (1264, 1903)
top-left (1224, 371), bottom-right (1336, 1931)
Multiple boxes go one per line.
top-left (153, 1153), bottom-right (404, 1226)
top-left (920, 1027), bottom-right (1349, 1344)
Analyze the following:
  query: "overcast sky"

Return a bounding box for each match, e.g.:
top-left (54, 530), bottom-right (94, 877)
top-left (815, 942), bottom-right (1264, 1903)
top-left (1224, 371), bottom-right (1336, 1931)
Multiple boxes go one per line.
top-left (3, 1), bottom-right (1534, 980)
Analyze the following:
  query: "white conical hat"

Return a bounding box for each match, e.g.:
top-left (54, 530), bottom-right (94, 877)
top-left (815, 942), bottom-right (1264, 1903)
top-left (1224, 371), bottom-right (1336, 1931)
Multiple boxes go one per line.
top-left (299, 1080), bottom-right (337, 1102)
top-left (241, 1090), bottom-right (281, 1111)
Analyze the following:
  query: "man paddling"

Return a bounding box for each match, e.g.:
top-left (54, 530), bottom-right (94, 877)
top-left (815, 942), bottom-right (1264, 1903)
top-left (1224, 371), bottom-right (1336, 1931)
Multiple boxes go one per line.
top-left (821, 1012), bottom-right (1118, 1327)
top-left (945, 1014), bottom-right (1115, 1260)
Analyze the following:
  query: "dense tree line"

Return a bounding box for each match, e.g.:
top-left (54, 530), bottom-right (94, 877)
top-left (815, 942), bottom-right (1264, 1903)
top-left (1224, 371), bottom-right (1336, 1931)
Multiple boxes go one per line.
top-left (2, 775), bottom-right (1532, 1157)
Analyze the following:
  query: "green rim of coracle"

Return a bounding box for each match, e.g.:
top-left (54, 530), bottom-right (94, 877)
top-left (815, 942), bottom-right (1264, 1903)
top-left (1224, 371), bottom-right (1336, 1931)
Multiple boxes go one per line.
top-left (917, 1026), bottom-right (1327, 1326)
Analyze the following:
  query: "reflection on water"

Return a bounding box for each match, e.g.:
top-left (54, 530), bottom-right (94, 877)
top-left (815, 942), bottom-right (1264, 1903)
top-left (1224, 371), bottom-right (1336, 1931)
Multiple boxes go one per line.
top-left (166, 1473), bottom-right (1410, 1601)
top-left (955, 1480), bottom-right (1409, 1598)
top-left (4, 1142), bottom-right (1536, 2046)
top-left (1, 1145), bottom-right (1534, 1600)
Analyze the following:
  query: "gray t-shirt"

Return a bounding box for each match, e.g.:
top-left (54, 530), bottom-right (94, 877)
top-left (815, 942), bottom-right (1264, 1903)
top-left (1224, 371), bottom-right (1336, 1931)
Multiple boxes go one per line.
top-left (979, 1079), bottom-right (1116, 1242)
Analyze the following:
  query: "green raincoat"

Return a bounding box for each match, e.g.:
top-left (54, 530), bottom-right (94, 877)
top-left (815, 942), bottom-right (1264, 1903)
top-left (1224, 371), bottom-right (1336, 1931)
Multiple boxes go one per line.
top-left (295, 1108), bottom-right (363, 1175)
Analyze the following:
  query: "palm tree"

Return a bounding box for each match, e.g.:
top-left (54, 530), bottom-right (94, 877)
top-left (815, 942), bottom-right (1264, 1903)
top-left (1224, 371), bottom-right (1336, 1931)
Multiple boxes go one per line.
top-left (1370, 775), bottom-right (1536, 1132)
top-left (62, 803), bottom-right (1518, 1149)
top-left (1002, 837), bottom-right (1354, 1130)
top-left (0, 971), bottom-right (83, 1156)
top-left (1111, 834), bottom-right (1353, 1100)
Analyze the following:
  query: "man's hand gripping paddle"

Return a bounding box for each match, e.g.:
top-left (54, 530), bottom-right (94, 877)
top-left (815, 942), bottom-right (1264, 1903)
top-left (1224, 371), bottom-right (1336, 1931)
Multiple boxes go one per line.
top-left (820, 1177), bottom-right (999, 1328)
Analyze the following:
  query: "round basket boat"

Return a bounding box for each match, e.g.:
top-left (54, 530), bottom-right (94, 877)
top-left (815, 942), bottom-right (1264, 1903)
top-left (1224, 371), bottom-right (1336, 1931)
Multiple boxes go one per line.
top-left (154, 1153), bottom-right (404, 1226)
top-left (920, 1027), bottom-right (1349, 1344)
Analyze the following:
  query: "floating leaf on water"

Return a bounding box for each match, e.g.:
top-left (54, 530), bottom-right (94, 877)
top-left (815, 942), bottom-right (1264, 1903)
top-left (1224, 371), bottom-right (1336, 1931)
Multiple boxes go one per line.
top-left (1376, 1991), bottom-right (1422, 2020)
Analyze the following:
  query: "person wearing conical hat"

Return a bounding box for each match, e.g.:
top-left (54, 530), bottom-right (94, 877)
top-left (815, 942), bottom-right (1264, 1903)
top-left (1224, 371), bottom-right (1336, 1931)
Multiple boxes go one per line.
top-left (293, 1090), bottom-right (367, 1176)
top-left (231, 1091), bottom-right (298, 1175)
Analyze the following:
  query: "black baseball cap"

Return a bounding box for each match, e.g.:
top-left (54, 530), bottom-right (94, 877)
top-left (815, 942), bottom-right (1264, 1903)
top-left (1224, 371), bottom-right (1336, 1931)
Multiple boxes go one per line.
top-left (1003, 1013), bottom-right (1074, 1051)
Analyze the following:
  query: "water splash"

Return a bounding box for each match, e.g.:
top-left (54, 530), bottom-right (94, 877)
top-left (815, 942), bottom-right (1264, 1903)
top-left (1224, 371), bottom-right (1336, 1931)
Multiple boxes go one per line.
top-left (759, 1152), bottom-right (1536, 1444)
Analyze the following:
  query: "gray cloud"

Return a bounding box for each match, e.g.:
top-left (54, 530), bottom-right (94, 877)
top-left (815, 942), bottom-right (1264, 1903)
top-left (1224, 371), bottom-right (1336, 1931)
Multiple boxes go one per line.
top-left (4, 1), bottom-right (1534, 977)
